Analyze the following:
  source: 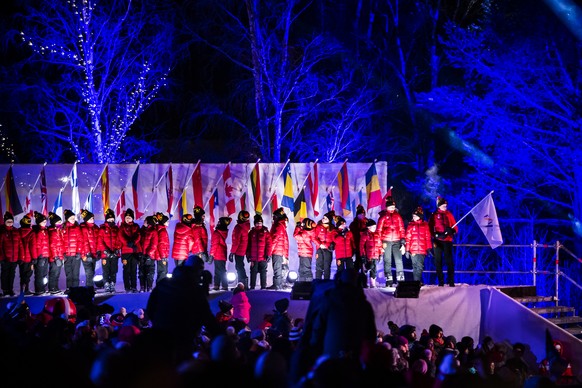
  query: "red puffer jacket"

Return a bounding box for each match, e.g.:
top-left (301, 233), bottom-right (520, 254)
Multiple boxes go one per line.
top-left (156, 224), bottom-right (170, 260)
top-left (31, 226), bottom-right (51, 259)
top-left (210, 228), bottom-right (228, 261)
top-left (172, 222), bottom-right (193, 261)
top-left (191, 224), bottom-right (208, 255)
top-left (80, 222), bottom-right (100, 256)
top-left (270, 220), bottom-right (289, 256)
top-left (314, 222), bottom-right (334, 249)
top-left (19, 226), bottom-right (34, 263)
top-left (118, 221), bottom-right (141, 255)
top-left (360, 230), bottom-right (381, 259)
top-left (377, 210), bottom-right (405, 242)
top-left (247, 226), bottom-right (272, 262)
top-left (230, 221), bottom-right (250, 256)
top-left (331, 229), bottom-right (355, 259)
top-left (48, 226), bottom-right (64, 261)
top-left (0, 225), bottom-right (23, 262)
top-left (141, 225), bottom-right (158, 258)
top-left (62, 222), bottom-right (83, 256)
top-left (406, 220), bottom-right (432, 254)
top-left (98, 222), bottom-right (121, 256)
top-left (294, 226), bottom-right (315, 257)
top-left (428, 210), bottom-right (458, 242)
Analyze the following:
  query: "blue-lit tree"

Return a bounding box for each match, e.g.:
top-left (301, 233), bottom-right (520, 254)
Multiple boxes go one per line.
top-left (10, 0), bottom-right (182, 163)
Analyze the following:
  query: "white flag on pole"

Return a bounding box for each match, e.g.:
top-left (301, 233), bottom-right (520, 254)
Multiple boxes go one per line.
top-left (471, 193), bottom-right (503, 249)
top-left (71, 163), bottom-right (81, 217)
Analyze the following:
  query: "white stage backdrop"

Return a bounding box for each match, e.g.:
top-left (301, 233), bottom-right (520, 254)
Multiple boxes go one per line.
top-left (0, 162), bottom-right (388, 274)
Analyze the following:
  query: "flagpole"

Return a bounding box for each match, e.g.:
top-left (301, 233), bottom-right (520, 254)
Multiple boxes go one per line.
top-left (142, 163), bottom-right (172, 215)
top-left (111, 161), bottom-right (139, 215)
top-left (85, 163), bottom-right (109, 211)
top-left (297, 159), bottom-right (318, 193)
top-left (261, 159), bottom-right (290, 212)
top-left (242, 158), bottom-right (260, 212)
top-left (28, 162), bottom-right (47, 193)
top-left (171, 160), bottom-right (200, 216)
top-left (203, 162), bottom-right (229, 210)
top-left (451, 191), bottom-right (494, 228)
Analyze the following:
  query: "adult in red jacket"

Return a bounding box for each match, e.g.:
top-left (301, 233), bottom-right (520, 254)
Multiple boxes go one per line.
top-left (330, 217), bottom-right (355, 274)
top-left (32, 212), bottom-right (51, 295)
top-left (139, 215), bottom-right (158, 292)
top-left (269, 207), bottom-right (290, 290)
top-left (0, 212), bottom-right (23, 297)
top-left (154, 212), bottom-right (171, 284)
top-left (18, 214), bottom-right (34, 295)
top-left (349, 205), bottom-right (368, 273)
top-left (118, 208), bottom-right (141, 293)
top-left (314, 211), bottom-right (335, 280)
top-left (172, 214), bottom-right (194, 266)
top-left (229, 210), bottom-right (250, 290)
top-left (80, 209), bottom-right (100, 288)
top-left (377, 196), bottom-right (406, 286)
top-left (293, 218), bottom-right (316, 282)
top-left (360, 219), bottom-right (382, 288)
top-left (99, 209), bottom-right (121, 293)
top-left (47, 212), bottom-right (65, 294)
top-left (210, 216), bottom-right (231, 291)
top-left (428, 197), bottom-right (458, 287)
top-left (405, 207), bottom-right (432, 285)
top-left (62, 209), bottom-right (83, 292)
top-left (247, 214), bottom-right (272, 290)
top-left (191, 206), bottom-right (209, 263)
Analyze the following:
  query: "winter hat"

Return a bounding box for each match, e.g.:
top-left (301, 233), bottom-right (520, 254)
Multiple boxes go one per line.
top-left (274, 298), bottom-right (289, 313)
top-left (237, 210), bottom-right (250, 223)
top-left (182, 213), bottom-right (194, 224)
top-left (396, 336), bottom-right (409, 347)
top-left (289, 327), bottom-right (303, 342)
top-left (437, 196), bottom-right (447, 207)
top-left (218, 217), bottom-right (232, 229)
top-left (155, 212), bottom-right (169, 225)
top-left (219, 300), bottom-right (233, 313)
top-left (385, 196), bottom-right (396, 207)
top-left (104, 208), bottom-right (116, 221)
top-left (399, 324), bottom-right (416, 339)
top-left (124, 208), bottom-right (135, 220)
top-left (20, 214), bottom-right (32, 227)
top-left (334, 216), bottom-right (346, 228)
top-left (413, 206), bottom-right (424, 219)
top-left (254, 214), bottom-right (263, 224)
top-left (303, 218), bottom-right (316, 230)
top-left (193, 206), bottom-right (205, 222)
top-left (64, 209), bottom-right (75, 221)
top-left (145, 215), bottom-right (157, 226)
top-left (273, 207), bottom-right (288, 222)
top-left (80, 209), bottom-right (94, 222)
top-left (48, 212), bottom-right (62, 226)
top-left (356, 204), bottom-right (366, 216)
top-left (429, 324), bottom-right (443, 338)
top-left (366, 219), bottom-right (376, 228)
top-left (323, 211), bottom-right (335, 223)
top-left (34, 211), bottom-right (47, 225)
top-left (3, 211), bottom-right (14, 222)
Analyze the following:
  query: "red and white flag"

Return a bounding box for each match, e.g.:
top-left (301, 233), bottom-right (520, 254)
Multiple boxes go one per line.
top-left (223, 163), bottom-right (236, 216)
top-left (115, 189), bottom-right (126, 225)
top-left (307, 162), bottom-right (320, 218)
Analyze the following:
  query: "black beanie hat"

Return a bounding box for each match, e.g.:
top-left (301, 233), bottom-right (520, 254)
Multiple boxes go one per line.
top-left (80, 209), bottom-right (94, 222)
top-left (34, 211), bottom-right (47, 225)
top-left (3, 211), bottom-right (13, 221)
top-left (323, 211), bottom-right (335, 223)
top-left (155, 212), bottom-right (169, 225)
top-left (64, 209), bottom-right (75, 221)
top-left (145, 215), bottom-right (157, 226)
top-left (413, 206), bottom-right (424, 219)
top-left (273, 207), bottom-right (288, 221)
top-left (366, 218), bottom-right (376, 228)
top-left (385, 196), bottom-right (396, 207)
top-left (254, 214), bottom-right (263, 224)
top-left (356, 204), bottom-right (365, 216)
top-left (218, 217), bottom-right (232, 229)
top-left (334, 216), bottom-right (346, 228)
top-left (437, 196), bottom-right (448, 207)
top-left (124, 208), bottom-right (135, 219)
top-left (104, 208), bottom-right (116, 221)
top-left (238, 210), bottom-right (250, 223)
top-left (182, 213), bottom-right (194, 224)
top-left (193, 206), bottom-right (205, 222)
top-left (48, 212), bottom-right (62, 225)
top-left (20, 214), bottom-right (32, 227)
top-left (303, 218), bottom-right (316, 230)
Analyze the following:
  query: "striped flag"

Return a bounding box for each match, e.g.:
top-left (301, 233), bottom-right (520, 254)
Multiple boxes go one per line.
top-left (365, 162), bottom-right (383, 210)
top-left (337, 161), bottom-right (351, 217)
top-left (326, 189), bottom-right (334, 212)
top-left (166, 165), bottom-right (174, 215)
top-left (293, 187), bottom-right (307, 223)
top-left (250, 163), bottom-right (262, 213)
top-left (131, 164), bottom-right (144, 219)
top-left (192, 163), bottom-right (203, 208)
top-left (52, 189), bottom-right (63, 220)
top-left (178, 188), bottom-right (187, 218)
top-left (240, 192), bottom-right (247, 211)
top-left (84, 189), bottom-right (94, 213)
top-left (24, 190), bottom-right (33, 218)
top-left (281, 164), bottom-right (294, 210)
top-left (114, 189), bottom-right (126, 224)
top-left (4, 166), bottom-right (23, 215)
top-left (101, 165), bottom-right (109, 214)
top-left (381, 186), bottom-right (393, 210)
top-left (223, 163), bottom-right (236, 216)
top-left (40, 166), bottom-right (48, 216)
top-left (270, 192), bottom-right (279, 215)
top-left (71, 163), bottom-right (80, 217)
top-left (307, 162), bottom-right (320, 218)
top-left (209, 188), bottom-right (219, 230)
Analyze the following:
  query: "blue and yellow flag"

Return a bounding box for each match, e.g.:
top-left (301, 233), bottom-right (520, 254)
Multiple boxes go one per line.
top-left (281, 164), bottom-right (294, 209)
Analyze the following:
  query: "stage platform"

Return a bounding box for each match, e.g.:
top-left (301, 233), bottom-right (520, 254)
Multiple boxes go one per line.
top-left (1, 282), bottom-right (581, 381)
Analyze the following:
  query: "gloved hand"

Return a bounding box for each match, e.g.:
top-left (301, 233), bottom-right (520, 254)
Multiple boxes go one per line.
top-left (329, 242), bottom-right (336, 251)
top-left (200, 252), bottom-right (209, 263)
top-left (265, 255), bottom-right (272, 263)
top-left (445, 227), bottom-right (455, 236)
top-left (85, 255), bottom-right (93, 263)
top-left (405, 251), bottom-right (411, 260)
top-left (207, 255), bottom-right (214, 264)
top-left (228, 253), bottom-right (235, 263)
top-left (361, 255), bottom-right (368, 262)
top-left (55, 259), bottom-right (63, 267)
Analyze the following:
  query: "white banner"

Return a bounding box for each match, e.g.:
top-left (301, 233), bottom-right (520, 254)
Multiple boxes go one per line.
top-left (470, 193), bottom-right (503, 249)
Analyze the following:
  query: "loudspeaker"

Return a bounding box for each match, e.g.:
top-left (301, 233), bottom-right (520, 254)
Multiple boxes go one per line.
top-left (394, 281), bottom-right (421, 298)
top-left (291, 281), bottom-right (313, 300)
top-left (67, 286), bottom-right (96, 306)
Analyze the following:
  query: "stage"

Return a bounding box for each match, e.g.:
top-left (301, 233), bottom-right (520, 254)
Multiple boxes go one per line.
top-left (1, 282), bottom-right (581, 381)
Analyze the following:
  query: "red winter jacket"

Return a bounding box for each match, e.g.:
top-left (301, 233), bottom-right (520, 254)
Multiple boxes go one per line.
top-left (405, 220), bottom-right (432, 254)
top-left (247, 226), bottom-right (272, 262)
top-left (118, 221), bottom-right (141, 255)
top-left (314, 222), bottom-right (334, 249)
top-left (360, 230), bottom-right (381, 259)
top-left (349, 216), bottom-right (367, 253)
top-left (80, 222), bottom-right (100, 256)
top-left (270, 220), bottom-right (289, 257)
top-left (331, 229), bottom-right (355, 259)
top-left (31, 225), bottom-right (51, 259)
top-left (0, 225), bottom-right (23, 262)
top-left (191, 224), bottom-right (208, 255)
top-left (172, 222), bottom-right (193, 261)
top-left (48, 225), bottom-right (64, 261)
top-left (19, 226), bottom-right (34, 263)
top-left (230, 221), bottom-right (250, 256)
top-left (62, 221), bottom-right (83, 256)
top-left (156, 224), bottom-right (170, 260)
top-left (377, 210), bottom-right (405, 242)
top-left (141, 225), bottom-right (158, 258)
top-left (210, 228), bottom-right (228, 261)
top-left (294, 226), bottom-right (316, 258)
top-left (98, 222), bottom-right (121, 257)
top-left (428, 210), bottom-right (458, 242)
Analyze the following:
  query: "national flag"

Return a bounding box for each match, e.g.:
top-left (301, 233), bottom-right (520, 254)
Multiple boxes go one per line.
top-left (178, 188), bottom-right (187, 218)
top-left (365, 162), bottom-right (383, 210)
top-left (307, 162), bottom-right (320, 217)
top-left (101, 165), bottom-right (109, 214)
top-left (470, 192), bottom-right (503, 249)
top-left (166, 165), bottom-right (174, 215)
top-left (337, 161), bottom-right (351, 216)
top-left (293, 187), bottom-right (307, 223)
top-left (4, 166), bottom-right (23, 215)
top-left (52, 189), bottom-right (63, 220)
top-left (381, 186), bottom-right (393, 210)
top-left (270, 192), bottom-right (278, 214)
top-left (24, 190), bottom-right (33, 218)
top-left (114, 189), bottom-right (126, 224)
top-left (326, 190), bottom-right (334, 212)
top-left (281, 164), bottom-right (294, 210)
top-left (192, 163), bottom-right (203, 208)
top-left (40, 166), bottom-right (48, 216)
top-left (223, 163), bottom-right (236, 216)
top-left (240, 192), bottom-right (247, 211)
top-left (250, 163), bottom-right (262, 213)
top-left (131, 164), bottom-right (144, 219)
top-left (84, 190), bottom-right (94, 213)
top-left (71, 163), bottom-right (80, 217)
top-left (209, 188), bottom-right (219, 230)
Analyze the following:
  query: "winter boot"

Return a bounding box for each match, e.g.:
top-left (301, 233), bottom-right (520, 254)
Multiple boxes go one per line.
top-left (22, 283), bottom-right (33, 296)
top-left (385, 275), bottom-right (393, 287)
top-left (110, 283), bottom-right (116, 293)
top-left (370, 278), bottom-right (376, 288)
top-left (396, 272), bottom-right (405, 283)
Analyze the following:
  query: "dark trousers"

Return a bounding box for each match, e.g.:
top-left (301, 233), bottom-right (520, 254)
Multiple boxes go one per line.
top-left (315, 248), bottom-right (332, 280)
top-left (82, 254), bottom-right (96, 287)
top-left (336, 257), bottom-right (354, 274)
top-left (48, 259), bottom-right (63, 292)
top-left (18, 261), bottom-right (33, 287)
top-left (1, 261), bottom-right (17, 294)
top-left (433, 240), bottom-right (454, 285)
top-left (122, 253), bottom-right (139, 291)
top-left (234, 254), bottom-right (248, 288)
top-left (64, 254), bottom-right (81, 289)
top-left (34, 257), bottom-right (49, 293)
top-left (250, 261), bottom-right (268, 289)
top-left (156, 258), bottom-right (168, 284)
top-left (138, 255), bottom-right (155, 290)
top-left (213, 260), bottom-right (228, 289)
top-left (298, 256), bottom-right (313, 281)
top-left (364, 259), bottom-right (378, 279)
top-left (272, 254), bottom-right (284, 288)
top-left (383, 241), bottom-right (404, 280)
top-left (102, 253), bottom-right (119, 285)
top-left (411, 254), bottom-right (426, 282)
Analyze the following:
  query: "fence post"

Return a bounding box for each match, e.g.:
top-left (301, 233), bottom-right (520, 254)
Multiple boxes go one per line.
top-left (555, 241), bottom-right (560, 306)
top-left (533, 239), bottom-right (537, 287)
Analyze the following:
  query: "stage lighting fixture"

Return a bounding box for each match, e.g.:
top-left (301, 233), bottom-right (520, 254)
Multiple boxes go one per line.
top-left (287, 270), bottom-right (298, 284)
top-left (93, 274), bottom-right (104, 289)
top-left (227, 271), bottom-right (237, 284)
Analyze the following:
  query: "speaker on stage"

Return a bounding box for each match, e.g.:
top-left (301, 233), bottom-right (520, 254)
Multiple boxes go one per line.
top-left (394, 281), bottom-right (421, 298)
top-left (67, 286), bottom-right (95, 306)
top-left (291, 281), bottom-right (313, 300)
